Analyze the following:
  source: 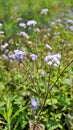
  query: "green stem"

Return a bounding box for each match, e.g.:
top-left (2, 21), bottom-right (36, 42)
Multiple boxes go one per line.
top-left (37, 59), bottom-right (73, 120)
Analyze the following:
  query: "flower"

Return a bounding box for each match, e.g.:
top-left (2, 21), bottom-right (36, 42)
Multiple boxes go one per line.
top-left (30, 53), bottom-right (37, 61)
top-left (27, 20), bottom-right (37, 26)
top-left (8, 49), bottom-right (26, 60)
top-left (0, 23), bottom-right (2, 27)
top-left (34, 28), bottom-right (40, 33)
top-left (54, 54), bottom-right (61, 59)
top-left (1, 42), bottom-right (9, 50)
top-left (0, 31), bottom-right (4, 34)
top-left (69, 26), bottom-right (73, 31)
top-left (57, 19), bottom-right (61, 23)
top-left (2, 54), bottom-right (8, 59)
top-left (41, 70), bottom-right (45, 77)
top-left (44, 53), bottom-right (61, 67)
top-left (30, 98), bottom-right (38, 110)
top-left (50, 22), bottom-right (55, 26)
top-left (16, 17), bottom-right (22, 21)
top-left (40, 8), bottom-right (48, 15)
top-left (19, 31), bottom-right (29, 38)
top-left (47, 61), bottom-right (52, 65)
top-left (19, 23), bottom-right (26, 28)
top-left (45, 44), bottom-right (52, 50)
top-left (67, 19), bottom-right (73, 24)
top-left (44, 55), bottom-right (52, 62)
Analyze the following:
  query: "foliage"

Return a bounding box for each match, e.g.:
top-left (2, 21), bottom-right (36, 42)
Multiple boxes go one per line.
top-left (0, 0), bottom-right (73, 130)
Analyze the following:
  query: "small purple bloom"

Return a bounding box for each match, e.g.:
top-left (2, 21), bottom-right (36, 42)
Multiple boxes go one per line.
top-left (19, 23), bottom-right (26, 28)
top-left (30, 98), bottom-right (38, 110)
top-left (27, 20), bottom-right (37, 26)
top-left (19, 31), bottom-right (29, 39)
top-left (30, 53), bottom-right (37, 61)
top-left (57, 19), bottom-right (61, 23)
top-left (41, 70), bottom-right (45, 77)
top-left (69, 26), bottom-right (73, 31)
top-left (50, 21), bottom-right (55, 26)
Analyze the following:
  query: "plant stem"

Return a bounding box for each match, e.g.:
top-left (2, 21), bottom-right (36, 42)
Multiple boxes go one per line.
top-left (37, 59), bottom-right (73, 120)
top-left (21, 61), bottom-right (38, 94)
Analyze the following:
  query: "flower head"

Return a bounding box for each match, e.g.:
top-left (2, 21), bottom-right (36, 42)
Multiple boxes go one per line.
top-left (30, 98), bottom-right (38, 110)
top-left (19, 23), bottom-right (26, 28)
top-left (1, 42), bottom-right (9, 50)
top-left (44, 53), bottom-right (61, 67)
top-left (69, 26), bottom-right (73, 31)
top-left (40, 8), bottom-right (48, 15)
top-left (27, 20), bottom-right (37, 26)
top-left (57, 19), bottom-right (61, 23)
top-left (67, 19), bottom-right (73, 24)
top-left (41, 70), bottom-right (45, 77)
top-left (50, 21), bottom-right (55, 26)
top-left (16, 17), bottom-right (22, 22)
top-left (30, 53), bottom-right (37, 61)
top-left (19, 31), bottom-right (29, 38)
top-left (9, 49), bottom-right (26, 60)
top-left (2, 54), bottom-right (8, 59)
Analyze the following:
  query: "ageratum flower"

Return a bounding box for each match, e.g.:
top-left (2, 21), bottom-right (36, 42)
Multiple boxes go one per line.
top-left (8, 49), bottom-right (26, 60)
top-left (50, 21), bottom-right (55, 26)
top-left (44, 53), bottom-right (61, 67)
top-left (69, 26), bottom-right (73, 31)
top-left (19, 31), bottom-right (29, 39)
top-left (16, 17), bottom-right (22, 21)
top-left (67, 19), bottom-right (73, 24)
top-left (40, 8), bottom-right (48, 15)
top-left (41, 70), bottom-right (45, 77)
top-left (57, 19), bottom-right (61, 23)
top-left (30, 98), bottom-right (38, 110)
top-left (19, 23), bottom-right (26, 28)
top-left (2, 54), bottom-right (8, 59)
top-left (1, 42), bottom-right (9, 50)
top-left (30, 53), bottom-right (37, 61)
top-left (27, 20), bottom-right (37, 26)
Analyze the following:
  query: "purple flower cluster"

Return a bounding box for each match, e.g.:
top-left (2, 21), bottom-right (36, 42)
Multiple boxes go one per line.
top-left (8, 49), bottom-right (26, 60)
top-left (44, 53), bottom-right (61, 67)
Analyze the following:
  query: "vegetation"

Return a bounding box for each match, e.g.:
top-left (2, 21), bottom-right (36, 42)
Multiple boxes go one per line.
top-left (0, 0), bottom-right (73, 129)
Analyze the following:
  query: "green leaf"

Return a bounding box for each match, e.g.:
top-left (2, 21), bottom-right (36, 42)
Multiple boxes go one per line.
top-left (0, 120), bottom-right (6, 125)
top-left (47, 121), bottom-right (63, 130)
top-left (11, 106), bottom-right (27, 121)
